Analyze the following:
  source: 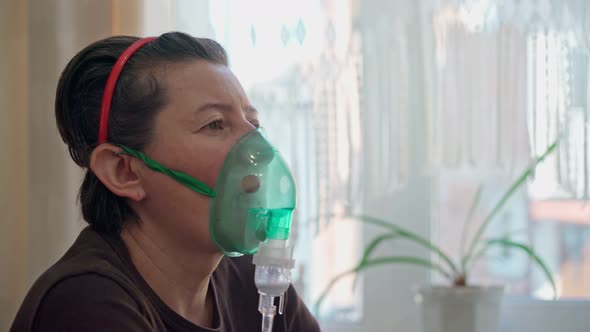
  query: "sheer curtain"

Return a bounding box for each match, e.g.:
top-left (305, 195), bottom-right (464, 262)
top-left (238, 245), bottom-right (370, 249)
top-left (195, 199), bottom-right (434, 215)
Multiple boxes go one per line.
top-left (426, 0), bottom-right (590, 299)
top-left (182, 0), bottom-right (590, 322)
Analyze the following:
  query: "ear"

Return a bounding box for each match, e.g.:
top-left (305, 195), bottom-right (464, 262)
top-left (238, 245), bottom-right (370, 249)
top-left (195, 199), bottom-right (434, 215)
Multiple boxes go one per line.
top-left (90, 144), bottom-right (146, 202)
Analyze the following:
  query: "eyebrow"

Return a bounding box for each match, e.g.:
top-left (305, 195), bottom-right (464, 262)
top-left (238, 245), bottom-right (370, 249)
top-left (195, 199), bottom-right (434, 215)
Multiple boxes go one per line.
top-left (196, 102), bottom-right (258, 115)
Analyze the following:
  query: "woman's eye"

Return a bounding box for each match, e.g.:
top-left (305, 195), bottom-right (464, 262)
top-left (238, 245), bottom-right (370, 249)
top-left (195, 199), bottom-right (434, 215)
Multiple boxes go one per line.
top-left (206, 120), bottom-right (224, 130)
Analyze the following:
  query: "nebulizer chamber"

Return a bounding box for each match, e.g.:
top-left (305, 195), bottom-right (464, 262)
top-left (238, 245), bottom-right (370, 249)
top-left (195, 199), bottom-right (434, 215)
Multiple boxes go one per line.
top-left (209, 129), bottom-right (297, 332)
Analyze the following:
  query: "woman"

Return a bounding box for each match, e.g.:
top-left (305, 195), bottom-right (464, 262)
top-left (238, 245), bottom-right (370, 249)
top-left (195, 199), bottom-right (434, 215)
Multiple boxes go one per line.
top-left (11, 32), bottom-right (320, 332)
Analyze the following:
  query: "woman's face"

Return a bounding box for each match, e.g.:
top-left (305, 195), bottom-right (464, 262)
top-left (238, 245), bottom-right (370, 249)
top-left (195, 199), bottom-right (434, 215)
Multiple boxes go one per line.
top-left (135, 60), bottom-right (259, 253)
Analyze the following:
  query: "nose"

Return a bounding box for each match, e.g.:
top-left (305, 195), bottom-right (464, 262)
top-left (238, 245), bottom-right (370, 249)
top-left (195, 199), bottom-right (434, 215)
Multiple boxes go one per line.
top-left (233, 112), bottom-right (258, 139)
top-left (237, 129), bottom-right (275, 168)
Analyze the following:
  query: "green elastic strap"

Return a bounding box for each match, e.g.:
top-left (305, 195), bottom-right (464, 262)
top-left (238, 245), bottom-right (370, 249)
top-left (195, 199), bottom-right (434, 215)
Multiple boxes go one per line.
top-left (118, 145), bottom-right (216, 198)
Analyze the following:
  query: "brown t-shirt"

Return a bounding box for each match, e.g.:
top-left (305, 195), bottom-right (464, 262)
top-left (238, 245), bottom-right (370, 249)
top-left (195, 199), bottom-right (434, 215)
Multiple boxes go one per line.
top-left (10, 227), bottom-right (320, 332)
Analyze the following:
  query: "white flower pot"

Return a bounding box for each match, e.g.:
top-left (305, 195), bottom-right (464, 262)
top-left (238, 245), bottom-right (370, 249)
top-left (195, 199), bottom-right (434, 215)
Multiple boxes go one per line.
top-left (416, 286), bottom-right (504, 332)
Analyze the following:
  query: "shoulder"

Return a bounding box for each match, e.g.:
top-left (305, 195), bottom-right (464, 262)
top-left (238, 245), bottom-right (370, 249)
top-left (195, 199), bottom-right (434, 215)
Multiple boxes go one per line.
top-left (40, 273), bottom-right (140, 306)
top-left (33, 273), bottom-right (154, 331)
top-left (11, 228), bottom-right (155, 332)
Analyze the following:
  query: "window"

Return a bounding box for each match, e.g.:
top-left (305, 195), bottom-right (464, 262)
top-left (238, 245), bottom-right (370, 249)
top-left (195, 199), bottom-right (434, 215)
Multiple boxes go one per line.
top-left (430, 2), bottom-right (590, 300)
top-left (172, 0), bottom-right (590, 330)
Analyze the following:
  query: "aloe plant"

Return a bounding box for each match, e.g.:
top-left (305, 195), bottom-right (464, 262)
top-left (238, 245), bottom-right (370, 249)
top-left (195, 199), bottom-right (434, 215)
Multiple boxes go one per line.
top-left (315, 141), bottom-right (558, 313)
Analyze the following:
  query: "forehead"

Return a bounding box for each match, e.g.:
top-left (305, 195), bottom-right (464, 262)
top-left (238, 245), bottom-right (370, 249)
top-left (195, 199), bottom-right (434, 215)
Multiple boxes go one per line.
top-left (158, 60), bottom-right (248, 105)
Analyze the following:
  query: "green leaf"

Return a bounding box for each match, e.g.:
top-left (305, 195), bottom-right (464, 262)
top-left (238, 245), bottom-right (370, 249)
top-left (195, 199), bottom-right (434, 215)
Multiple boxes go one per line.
top-left (463, 140), bottom-right (558, 269)
top-left (350, 215), bottom-right (459, 275)
top-left (486, 238), bottom-right (557, 299)
top-left (352, 233), bottom-right (397, 289)
top-left (360, 233), bottom-right (397, 265)
top-left (465, 228), bottom-right (529, 273)
top-left (314, 255), bottom-right (452, 315)
top-left (460, 184), bottom-right (483, 272)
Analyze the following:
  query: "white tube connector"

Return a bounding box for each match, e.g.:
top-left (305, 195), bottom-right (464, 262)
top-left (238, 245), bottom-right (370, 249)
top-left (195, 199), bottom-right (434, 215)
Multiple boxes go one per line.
top-left (253, 239), bottom-right (295, 332)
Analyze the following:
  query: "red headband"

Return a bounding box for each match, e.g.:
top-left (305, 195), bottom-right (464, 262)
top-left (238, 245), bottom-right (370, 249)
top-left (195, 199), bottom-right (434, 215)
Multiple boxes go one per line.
top-left (98, 37), bottom-right (157, 144)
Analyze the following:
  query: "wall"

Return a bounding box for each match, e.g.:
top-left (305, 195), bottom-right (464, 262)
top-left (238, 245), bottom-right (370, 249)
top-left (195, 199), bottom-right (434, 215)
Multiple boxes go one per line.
top-left (0, 1), bottom-right (145, 329)
top-left (0, 0), bottom-right (30, 328)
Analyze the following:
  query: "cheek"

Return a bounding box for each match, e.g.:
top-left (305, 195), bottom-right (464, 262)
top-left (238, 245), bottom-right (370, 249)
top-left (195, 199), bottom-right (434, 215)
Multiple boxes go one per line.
top-left (190, 156), bottom-right (225, 188)
top-left (147, 115), bottom-right (240, 191)
top-left (149, 138), bottom-right (229, 188)
top-left (140, 172), bottom-right (216, 251)
top-left (170, 142), bottom-right (232, 189)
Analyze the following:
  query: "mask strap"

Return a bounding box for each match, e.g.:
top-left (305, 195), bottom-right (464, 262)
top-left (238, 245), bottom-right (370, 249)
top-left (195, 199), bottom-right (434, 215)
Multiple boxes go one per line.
top-left (118, 145), bottom-right (217, 198)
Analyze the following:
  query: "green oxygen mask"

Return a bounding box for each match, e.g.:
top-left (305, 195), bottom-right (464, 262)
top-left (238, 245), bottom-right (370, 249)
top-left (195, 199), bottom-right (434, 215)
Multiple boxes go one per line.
top-left (118, 128), bottom-right (297, 257)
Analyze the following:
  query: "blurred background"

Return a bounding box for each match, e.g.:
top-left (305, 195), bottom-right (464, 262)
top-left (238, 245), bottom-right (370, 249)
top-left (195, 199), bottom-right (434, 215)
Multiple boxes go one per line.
top-left (2, 0), bottom-right (590, 331)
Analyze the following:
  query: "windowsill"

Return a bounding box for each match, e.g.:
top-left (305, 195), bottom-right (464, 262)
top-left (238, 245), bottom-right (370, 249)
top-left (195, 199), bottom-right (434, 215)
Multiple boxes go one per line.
top-left (500, 296), bottom-right (590, 332)
top-left (320, 296), bottom-right (590, 332)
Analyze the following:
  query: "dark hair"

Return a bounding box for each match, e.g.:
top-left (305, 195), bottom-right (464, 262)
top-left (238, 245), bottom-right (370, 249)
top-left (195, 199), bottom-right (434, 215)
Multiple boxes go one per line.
top-left (55, 31), bottom-right (228, 234)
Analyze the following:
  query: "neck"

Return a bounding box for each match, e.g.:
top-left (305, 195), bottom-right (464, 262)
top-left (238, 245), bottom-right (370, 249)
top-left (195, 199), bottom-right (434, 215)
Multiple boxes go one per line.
top-left (120, 222), bottom-right (223, 327)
